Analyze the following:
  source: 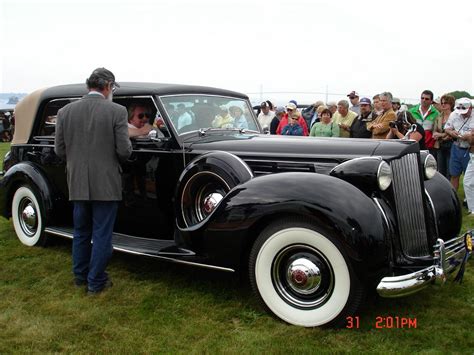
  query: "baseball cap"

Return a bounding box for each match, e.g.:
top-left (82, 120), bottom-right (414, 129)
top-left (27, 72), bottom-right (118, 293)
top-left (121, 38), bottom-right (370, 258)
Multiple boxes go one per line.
top-left (87, 67), bottom-right (120, 88)
top-left (347, 91), bottom-right (359, 98)
top-left (289, 99), bottom-right (298, 106)
top-left (275, 106), bottom-right (286, 114)
top-left (359, 97), bottom-right (372, 105)
top-left (286, 103), bottom-right (297, 111)
top-left (392, 97), bottom-right (401, 104)
top-left (454, 97), bottom-right (472, 115)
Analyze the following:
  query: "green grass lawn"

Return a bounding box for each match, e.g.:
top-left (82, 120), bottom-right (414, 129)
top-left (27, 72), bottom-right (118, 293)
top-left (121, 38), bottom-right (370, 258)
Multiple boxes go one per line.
top-left (0, 142), bottom-right (473, 353)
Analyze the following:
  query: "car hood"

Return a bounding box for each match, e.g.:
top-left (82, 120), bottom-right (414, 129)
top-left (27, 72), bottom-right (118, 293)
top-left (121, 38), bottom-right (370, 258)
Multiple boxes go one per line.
top-left (184, 133), bottom-right (417, 164)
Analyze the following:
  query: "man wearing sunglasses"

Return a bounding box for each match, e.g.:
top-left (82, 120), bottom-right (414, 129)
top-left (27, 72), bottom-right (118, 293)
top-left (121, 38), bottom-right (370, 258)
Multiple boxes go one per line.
top-left (55, 68), bottom-right (132, 295)
top-left (445, 98), bottom-right (474, 192)
top-left (127, 103), bottom-right (154, 137)
top-left (409, 90), bottom-right (440, 155)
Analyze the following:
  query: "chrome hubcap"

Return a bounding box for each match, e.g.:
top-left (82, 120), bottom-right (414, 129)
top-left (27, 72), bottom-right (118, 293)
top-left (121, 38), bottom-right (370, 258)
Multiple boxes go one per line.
top-left (286, 258), bottom-right (322, 295)
top-left (203, 193), bottom-right (224, 214)
top-left (19, 199), bottom-right (37, 236)
top-left (272, 244), bottom-right (334, 309)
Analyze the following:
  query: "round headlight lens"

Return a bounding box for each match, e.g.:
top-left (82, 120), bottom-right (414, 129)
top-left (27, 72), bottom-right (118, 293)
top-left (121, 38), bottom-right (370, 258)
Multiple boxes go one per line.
top-left (377, 161), bottom-right (392, 191)
top-left (424, 154), bottom-right (437, 179)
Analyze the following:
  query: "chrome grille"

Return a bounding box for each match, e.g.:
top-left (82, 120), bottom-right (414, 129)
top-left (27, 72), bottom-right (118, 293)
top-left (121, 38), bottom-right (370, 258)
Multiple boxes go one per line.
top-left (391, 153), bottom-right (430, 257)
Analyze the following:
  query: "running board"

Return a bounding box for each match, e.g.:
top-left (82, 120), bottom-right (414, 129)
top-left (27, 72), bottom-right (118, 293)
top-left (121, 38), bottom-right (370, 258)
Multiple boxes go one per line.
top-left (45, 227), bottom-right (194, 256)
top-left (44, 227), bottom-right (235, 273)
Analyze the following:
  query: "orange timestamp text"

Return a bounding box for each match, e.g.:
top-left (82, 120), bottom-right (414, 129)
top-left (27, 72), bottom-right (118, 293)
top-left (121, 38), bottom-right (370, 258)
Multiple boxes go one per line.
top-left (346, 316), bottom-right (417, 329)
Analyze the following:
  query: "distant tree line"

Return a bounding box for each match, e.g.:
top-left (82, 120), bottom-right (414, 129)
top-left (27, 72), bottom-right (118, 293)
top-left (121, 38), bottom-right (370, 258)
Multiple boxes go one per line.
top-left (448, 91), bottom-right (473, 100)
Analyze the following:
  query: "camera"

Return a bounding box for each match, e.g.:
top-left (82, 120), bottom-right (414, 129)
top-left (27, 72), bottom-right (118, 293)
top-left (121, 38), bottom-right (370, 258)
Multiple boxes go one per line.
top-left (389, 120), bottom-right (404, 130)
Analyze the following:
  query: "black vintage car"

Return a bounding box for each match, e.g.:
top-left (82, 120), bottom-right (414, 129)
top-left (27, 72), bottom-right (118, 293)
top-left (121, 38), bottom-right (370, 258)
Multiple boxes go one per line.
top-left (0, 83), bottom-right (471, 327)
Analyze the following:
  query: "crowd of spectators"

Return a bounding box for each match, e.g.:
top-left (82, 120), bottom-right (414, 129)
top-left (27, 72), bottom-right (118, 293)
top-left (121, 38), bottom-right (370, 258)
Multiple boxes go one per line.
top-left (257, 89), bottom-right (474, 215)
top-left (0, 111), bottom-right (14, 142)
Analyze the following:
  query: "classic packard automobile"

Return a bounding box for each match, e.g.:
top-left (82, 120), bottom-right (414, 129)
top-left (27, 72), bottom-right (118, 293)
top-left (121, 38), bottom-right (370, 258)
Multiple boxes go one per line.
top-left (0, 83), bottom-right (471, 327)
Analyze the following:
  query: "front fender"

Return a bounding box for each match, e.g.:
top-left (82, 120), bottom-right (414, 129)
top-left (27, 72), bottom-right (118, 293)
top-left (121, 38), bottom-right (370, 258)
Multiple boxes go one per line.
top-left (181, 172), bottom-right (389, 277)
top-left (0, 162), bottom-right (54, 220)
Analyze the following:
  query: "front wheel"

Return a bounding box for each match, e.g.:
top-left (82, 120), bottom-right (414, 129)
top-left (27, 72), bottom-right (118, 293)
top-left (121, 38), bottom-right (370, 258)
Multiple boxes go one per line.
top-left (249, 217), bottom-right (364, 327)
top-left (11, 185), bottom-right (48, 246)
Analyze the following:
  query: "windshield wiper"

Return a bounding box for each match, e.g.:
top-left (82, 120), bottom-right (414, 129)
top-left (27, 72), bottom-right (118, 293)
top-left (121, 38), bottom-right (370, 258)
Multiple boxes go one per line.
top-left (198, 127), bottom-right (260, 136)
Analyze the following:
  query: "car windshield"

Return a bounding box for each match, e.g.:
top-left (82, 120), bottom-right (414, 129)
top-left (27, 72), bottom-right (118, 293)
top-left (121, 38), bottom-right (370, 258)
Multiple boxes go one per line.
top-left (160, 95), bottom-right (260, 135)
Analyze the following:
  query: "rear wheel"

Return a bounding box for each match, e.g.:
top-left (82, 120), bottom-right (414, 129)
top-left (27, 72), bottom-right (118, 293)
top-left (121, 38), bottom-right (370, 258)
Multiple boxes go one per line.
top-left (249, 217), bottom-right (364, 327)
top-left (11, 185), bottom-right (48, 246)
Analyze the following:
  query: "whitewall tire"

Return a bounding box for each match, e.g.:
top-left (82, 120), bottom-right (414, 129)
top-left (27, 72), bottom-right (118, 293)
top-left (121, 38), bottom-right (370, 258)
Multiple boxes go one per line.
top-left (249, 218), bottom-right (363, 327)
top-left (11, 185), bottom-right (47, 247)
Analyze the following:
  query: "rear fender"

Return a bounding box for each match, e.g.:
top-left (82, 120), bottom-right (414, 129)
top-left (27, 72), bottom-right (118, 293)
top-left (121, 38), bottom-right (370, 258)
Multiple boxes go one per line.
top-left (0, 162), bottom-right (54, 220)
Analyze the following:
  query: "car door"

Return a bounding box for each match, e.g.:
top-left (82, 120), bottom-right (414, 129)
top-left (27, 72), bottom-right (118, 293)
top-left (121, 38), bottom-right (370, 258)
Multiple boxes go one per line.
top-left (112, 96), bottom-right (184, 239)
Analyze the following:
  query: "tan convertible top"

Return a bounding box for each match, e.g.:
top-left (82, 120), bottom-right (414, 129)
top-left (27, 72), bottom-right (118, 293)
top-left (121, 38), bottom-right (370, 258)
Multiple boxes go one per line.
top-left (12, 87), bottom-right (48, 145)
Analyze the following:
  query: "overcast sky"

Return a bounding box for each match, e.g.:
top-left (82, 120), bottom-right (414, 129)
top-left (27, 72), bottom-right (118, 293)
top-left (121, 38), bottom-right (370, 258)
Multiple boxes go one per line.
top-left (0, 0), bottom-right (472, 105)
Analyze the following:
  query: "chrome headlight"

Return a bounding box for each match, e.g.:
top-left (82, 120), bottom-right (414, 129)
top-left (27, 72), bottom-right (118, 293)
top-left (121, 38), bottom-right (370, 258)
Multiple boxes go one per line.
top-left (424, 154), bottom-right (437, 179)
top-left (377, 161), bottom-right (392, 191)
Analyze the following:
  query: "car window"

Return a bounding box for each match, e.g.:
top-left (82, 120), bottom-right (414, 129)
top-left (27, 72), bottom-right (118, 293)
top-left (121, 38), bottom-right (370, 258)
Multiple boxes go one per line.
top-left (37, 98), bottom-right (79, 137)
top-left (160, 95), bottom-right (259, 135)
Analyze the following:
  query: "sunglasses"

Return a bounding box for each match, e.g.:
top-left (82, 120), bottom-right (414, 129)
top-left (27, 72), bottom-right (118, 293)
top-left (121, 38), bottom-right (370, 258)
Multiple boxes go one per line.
top-left (110, 83), bottom-right (117, 93)
top-left (421, 97), bottom-right (431, 101)
top-left (287, 109), bottom-right (294, 112)
top-left (441, 102), bottom-right (448, 105)
top-left (138, 113), bottom-right (152, 119)
top-left (455, 105), bottom-right (469, 110)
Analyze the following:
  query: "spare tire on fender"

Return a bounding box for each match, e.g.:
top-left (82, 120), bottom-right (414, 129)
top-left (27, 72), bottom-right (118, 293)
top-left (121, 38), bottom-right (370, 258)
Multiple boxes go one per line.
top-left (176, 151), bottom-right (253, 228)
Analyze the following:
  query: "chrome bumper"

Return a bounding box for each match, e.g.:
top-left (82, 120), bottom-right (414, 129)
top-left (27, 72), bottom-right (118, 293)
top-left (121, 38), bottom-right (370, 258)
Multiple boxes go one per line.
top-left (377, 232), bottom-right (472, 298)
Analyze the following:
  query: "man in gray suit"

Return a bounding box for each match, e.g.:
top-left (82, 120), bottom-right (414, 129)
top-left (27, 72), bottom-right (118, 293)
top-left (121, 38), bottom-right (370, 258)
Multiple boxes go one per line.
top-left (55, 68), bottom-right (132, 294)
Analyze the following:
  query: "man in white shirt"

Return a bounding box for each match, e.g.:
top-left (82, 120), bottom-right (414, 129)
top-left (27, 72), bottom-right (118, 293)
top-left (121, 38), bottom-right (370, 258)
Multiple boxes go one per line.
top-left (347, 91), bottom-right (360, 115)
top-left (257, 100), bottom-right (275, 133)
top-left (445, 98), bottom-right (474, 191)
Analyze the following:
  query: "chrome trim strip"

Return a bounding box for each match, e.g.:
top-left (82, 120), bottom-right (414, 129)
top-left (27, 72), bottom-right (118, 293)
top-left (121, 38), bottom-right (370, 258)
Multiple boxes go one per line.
top-left (45, 228), bottom-right (73, 239)
top-left (112, 246), bottom-right (235, 273)
top-left (424, 189), bottom-right (439, 238)
top-left (216, 150), bottom-right (254, 178)
top-left (45, 228), bottom-right (234, 273)
top-left (330, 156), bottom-right (382, 172)
top-left (373, 198), bottom-right (390, 229)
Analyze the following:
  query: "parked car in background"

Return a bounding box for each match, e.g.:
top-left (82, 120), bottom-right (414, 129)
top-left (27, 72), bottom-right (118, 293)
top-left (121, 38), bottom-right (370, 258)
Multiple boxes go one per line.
top-left (0, 82), bottom-right (471, 327)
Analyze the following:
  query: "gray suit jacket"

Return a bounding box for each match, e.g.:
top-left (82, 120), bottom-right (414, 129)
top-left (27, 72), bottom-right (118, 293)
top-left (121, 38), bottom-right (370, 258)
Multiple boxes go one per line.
top-left (55, 94), bottom-right (132, 201)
